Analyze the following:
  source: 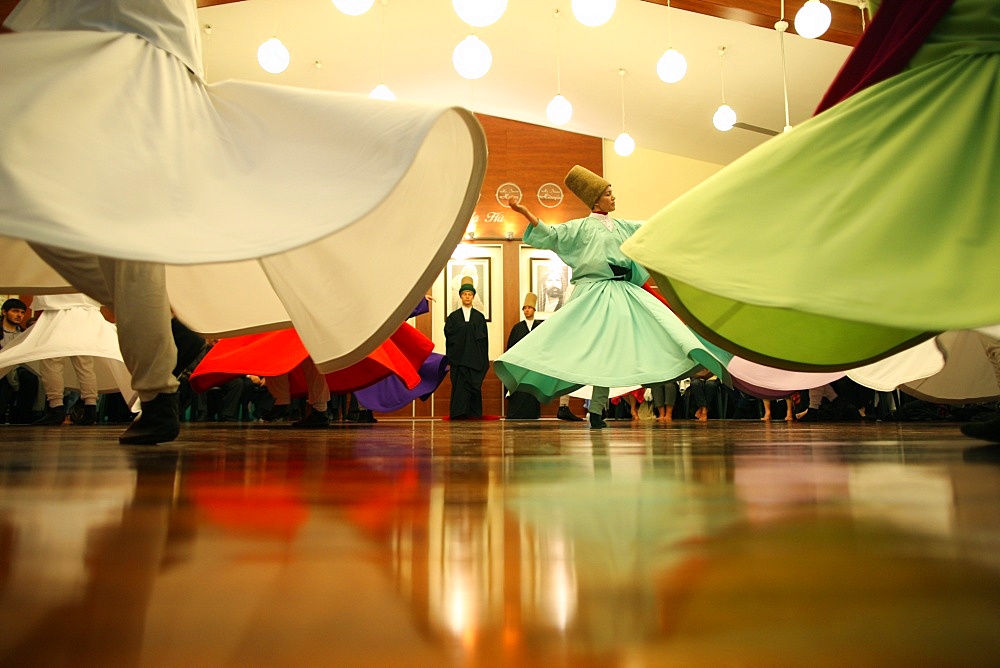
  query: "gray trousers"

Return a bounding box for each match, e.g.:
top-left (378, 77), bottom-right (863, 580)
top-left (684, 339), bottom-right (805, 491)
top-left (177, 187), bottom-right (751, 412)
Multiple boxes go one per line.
top-left (40, 356), bottom-right (97, 406)
top-left (590, 386), bottom-right (610, 416)
top-left (29, 245), bottom-right (179, 402)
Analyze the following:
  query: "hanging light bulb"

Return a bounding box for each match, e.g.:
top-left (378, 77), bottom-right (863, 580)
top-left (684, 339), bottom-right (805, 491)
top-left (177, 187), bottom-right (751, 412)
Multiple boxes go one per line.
top-left (614, 69), bottom-right (635, 156)
top-left (713, 104), bottom-right (737, 131)
top-left (368, 1), bottom-right (395, 100)
top-left (614, 133), bottom-right (635, 156)
top-left (571, 0), bottom-right (616, 27)
top-left (369, 83), bottom-right (396, 100)
top-left (332, 0), bottom-right (375, 16)
top-left (452, 35), bottom-right (492, 80)
top-left (794, 0), bottom-right (832, 39)
top-left (712, 46), bottom-right (736, 131)
top-left (776, 5), bottom-right (793, 132)
top-left (547, 94), bottom-right (573, 126)
top-left (546, 10), bottom-right (572, 125)
top-left (657, 49), bottom-right (687, 84)
top-left (656, 1), bottom-right (687, 84)
top-left (257, 37), bottom-right (290, 74)
top-left (453, 0), bottom-right (507, 28)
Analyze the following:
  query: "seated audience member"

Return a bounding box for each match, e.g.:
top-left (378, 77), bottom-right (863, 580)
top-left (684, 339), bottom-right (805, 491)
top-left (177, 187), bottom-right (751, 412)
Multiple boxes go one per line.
top-left (645, 380), bottom-right (679, 421)
top-left (0, 298), bottom-right (41, 424)
top-left (688, 370), bottom-right (721, 421)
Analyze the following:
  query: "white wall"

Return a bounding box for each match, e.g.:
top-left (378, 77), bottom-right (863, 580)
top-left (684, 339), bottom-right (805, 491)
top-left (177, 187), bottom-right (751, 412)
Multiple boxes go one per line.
top-left (602, 142), bottom-right (724, 221)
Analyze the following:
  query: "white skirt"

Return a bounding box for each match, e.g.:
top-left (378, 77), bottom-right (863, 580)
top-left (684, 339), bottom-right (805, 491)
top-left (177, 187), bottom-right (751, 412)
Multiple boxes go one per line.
top-left (0, 305), bottom-right (136, 406)
top-left (0, 11), bottom-right (486, 373)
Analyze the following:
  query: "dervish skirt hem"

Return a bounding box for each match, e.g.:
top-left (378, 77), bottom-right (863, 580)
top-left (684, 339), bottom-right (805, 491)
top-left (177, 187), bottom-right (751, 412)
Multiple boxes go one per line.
top-left (493, 279), bottom-right (730, 404)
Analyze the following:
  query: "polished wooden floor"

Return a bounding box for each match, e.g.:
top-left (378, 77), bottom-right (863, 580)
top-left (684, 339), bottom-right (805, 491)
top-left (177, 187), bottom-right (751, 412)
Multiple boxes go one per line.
top-left (2, 417), bottom-right (1000, 667)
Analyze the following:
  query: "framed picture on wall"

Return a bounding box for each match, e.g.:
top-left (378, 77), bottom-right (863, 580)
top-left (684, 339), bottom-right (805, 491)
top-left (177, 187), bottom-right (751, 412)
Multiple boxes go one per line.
top-left (446, 257), bottom-right (491, 321)
top-left (529, 257), bottom-right (573, 316)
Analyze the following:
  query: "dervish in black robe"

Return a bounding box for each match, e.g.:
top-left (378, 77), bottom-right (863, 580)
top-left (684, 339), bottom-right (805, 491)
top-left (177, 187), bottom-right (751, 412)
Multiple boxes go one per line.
top-left (505, 319), bottom-right (542, 419)
top-left (444, 307), bottom-right (489, 418)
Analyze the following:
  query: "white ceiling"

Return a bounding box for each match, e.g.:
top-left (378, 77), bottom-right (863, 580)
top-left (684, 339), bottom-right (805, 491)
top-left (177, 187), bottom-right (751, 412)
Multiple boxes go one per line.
top-left (197, 0), bottom-right (854, 165)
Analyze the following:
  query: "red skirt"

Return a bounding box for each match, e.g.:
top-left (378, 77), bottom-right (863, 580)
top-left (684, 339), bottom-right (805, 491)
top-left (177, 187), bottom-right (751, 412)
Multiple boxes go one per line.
top-left (189, 322), bottom-right (433, 396)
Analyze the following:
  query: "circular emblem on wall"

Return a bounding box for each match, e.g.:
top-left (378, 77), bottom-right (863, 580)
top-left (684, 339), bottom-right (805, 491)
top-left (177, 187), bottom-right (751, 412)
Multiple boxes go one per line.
top-left (537, 182), bottom-right (564, 208)
top-left (496, 182), bottom-right (522, 207)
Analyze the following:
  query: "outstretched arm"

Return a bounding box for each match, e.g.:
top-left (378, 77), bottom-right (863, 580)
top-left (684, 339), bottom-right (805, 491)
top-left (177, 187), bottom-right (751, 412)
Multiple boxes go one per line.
top-left (505, 197), bottom-right (539, 227)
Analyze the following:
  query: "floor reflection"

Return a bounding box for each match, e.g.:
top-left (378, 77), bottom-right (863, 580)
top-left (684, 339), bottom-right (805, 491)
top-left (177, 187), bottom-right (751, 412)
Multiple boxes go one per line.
top-left (1, 421), bottom-right (999, 664)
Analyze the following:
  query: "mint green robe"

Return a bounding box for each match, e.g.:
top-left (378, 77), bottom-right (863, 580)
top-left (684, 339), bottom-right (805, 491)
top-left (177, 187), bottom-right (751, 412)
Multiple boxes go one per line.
top-left (493, 215), bottom-right (730, 402)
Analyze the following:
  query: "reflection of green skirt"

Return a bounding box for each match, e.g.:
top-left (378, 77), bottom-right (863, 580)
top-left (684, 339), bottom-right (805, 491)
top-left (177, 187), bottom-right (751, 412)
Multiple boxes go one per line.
top-left (493, 278), bottom-right (730, 403)
top-left (622, 0), bottom-right (1000, 371)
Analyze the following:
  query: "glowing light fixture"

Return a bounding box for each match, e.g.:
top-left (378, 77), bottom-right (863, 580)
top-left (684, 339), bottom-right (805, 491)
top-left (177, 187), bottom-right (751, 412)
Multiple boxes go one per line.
top-left (453, 0), bottom-right (507, 28)
top-left (332, 0), bottom-right (375, 16)
top-left (614, 69), bottom-right (635, 156)
top-left (776, 3), bottom-right (793, 132)
top-left (712, 46), bottom-right (736, 131)
top-left (656, 0), bottom-right (687, 84)
top-left (547, 95), bottom-right (573, 126)
top-left (546, 9), bottom-right (573, 125)
top-left (369, 0), bottom-right (395, 100)
top-left (571, 0), bottom-right (616, 27)
top-left (794, 0), bottom-right (832, 39)
top-left (257, 37), bottom-right (290, 74)
top-left (452, 34), bottom-right (492, 80)
top-left (369, 83), bottom-right (396, 101)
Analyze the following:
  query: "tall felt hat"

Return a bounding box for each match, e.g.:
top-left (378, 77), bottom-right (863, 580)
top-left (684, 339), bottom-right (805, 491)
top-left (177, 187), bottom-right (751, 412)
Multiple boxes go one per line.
top-left (459, 275), bottom-right (476, 295)
top-left (564, 165), bottom-right (610, 209)
top-left (522, 292), bottom-right (537, 309)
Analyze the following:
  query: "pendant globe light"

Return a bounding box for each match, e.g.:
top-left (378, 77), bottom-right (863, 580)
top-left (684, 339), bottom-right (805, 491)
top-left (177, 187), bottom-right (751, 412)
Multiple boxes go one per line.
top-left (712, 46), bottom-right (736, 132)
top-left (257, 37), bottom-right (289, 74)
top-left (453, 34), bottom-right (492, 80)
top-left (571, 0), bottom-right (616, 28)
top-left (775, 3), bottom-right (792, 132)
top-left (613, 69), bottom-right (635, 156)
top-left (656, 0), bottom-right (687, 84)
top-left (332, 0), bottom-right (375, 17)
top-left (369, 0), bottom-right (395, 100)
top-left (453, 0), bottom-right (507, 28)
top-left (546, 9), bottom-right (573, 126)
top-left (257, 2), bottom-right (290, 74)
top-left (794, 0), bottom-right (832, 39)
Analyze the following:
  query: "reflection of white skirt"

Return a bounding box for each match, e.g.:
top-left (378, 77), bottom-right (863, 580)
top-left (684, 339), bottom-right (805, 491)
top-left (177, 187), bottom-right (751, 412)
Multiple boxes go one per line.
top-left (0, 13), bottom-right (486, 373)
top-left (0, 307), bottom-right (136, 406)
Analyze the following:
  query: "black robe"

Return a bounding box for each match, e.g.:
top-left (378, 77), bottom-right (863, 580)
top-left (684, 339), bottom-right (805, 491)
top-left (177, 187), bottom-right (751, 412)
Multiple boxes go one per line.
top-left (444, 307), bottom-right (489, 418)
top-left (505, 319), bottom-right (542, 419)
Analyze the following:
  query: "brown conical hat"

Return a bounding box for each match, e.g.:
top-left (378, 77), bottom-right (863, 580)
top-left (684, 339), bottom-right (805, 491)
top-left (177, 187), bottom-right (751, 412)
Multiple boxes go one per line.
top-left (459, 275), bottom-right (476, 295)
top-left (522, 292), bottom-right (537, 309)
top-left (564, 165), bottom-right (610, 209)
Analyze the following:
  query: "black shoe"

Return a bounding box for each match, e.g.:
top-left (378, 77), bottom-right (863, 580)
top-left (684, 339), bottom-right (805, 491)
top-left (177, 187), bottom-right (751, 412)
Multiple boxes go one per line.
top-left (73, 404), bottom-right (98, 425)
top-left (292, 408), bottom-right (330, 429)
top-left (961, 415), bottom-right (1000, 443)
top-left (557, 406), bottom-right (584, 422)
top-left (589, 412), bottom-right (606, 429)
top-left (259, 404), bottom-right (289, 422)
top-left (32, 405), bottom-right (66, 426)
top-left (119, 393), bottom-right (180, 445)
top-left (358, 409), bottom-right (378, 424)
top-left (797, 408), bottom-right (821, 422)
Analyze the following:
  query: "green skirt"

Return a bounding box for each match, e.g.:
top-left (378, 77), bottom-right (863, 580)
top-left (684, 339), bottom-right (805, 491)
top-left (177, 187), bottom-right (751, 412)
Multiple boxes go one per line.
top-left (622, 0), bottom-right (999, 371)
top-left (493, 278), bottom-right (731, 403)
